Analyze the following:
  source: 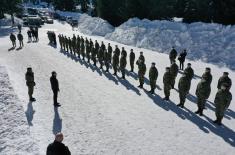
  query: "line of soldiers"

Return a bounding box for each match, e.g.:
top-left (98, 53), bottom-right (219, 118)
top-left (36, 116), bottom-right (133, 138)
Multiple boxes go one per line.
top-left (10, 32), bottom-right (24, 48)
top-left (57, 34), bottom-right (232, 126)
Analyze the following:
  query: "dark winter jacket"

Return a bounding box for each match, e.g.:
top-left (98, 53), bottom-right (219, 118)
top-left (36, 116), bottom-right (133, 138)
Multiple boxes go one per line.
top-left (10, 34), bottom-right (16, 41)
top-left (17, 33), bottom-right (23, 41)
top-left (50, 76), bottom-right (59, 92)
top-left (46, 141), bottom-right (71, 155)
top-left (178, 51), bottom-right (187, 62)
top-left (25, 71), bottom-right (35, 87)
top-left (217, 76), bottom-right (232, 89)
top-left (169, 49), bottom-right (177, 60)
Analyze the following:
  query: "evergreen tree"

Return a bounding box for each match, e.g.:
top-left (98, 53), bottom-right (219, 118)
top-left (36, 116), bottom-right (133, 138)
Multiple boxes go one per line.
top-left (53, 0), bottom-right (75, 11)
top-left (80, 0), bottom-right (89, 13)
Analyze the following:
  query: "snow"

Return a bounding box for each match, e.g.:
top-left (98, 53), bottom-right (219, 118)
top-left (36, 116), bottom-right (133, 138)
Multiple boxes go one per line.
top-left (0, 15), bottom-right (22, 27)
top-left (56, 11), bottom-right (114, 36)
top-left (0, 20), bottom-right (235, 154)
top-left (105, 18), bottom-right (235, 70)
top-left (0, 66), bottom-right (39, 155)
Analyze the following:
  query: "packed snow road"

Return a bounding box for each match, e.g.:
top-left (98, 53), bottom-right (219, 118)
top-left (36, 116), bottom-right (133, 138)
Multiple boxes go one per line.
top-left (0, 21), bottom-right (235, 154)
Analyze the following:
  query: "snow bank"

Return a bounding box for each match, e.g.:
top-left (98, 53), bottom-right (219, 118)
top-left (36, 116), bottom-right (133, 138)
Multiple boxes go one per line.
top-left (105, 18), bottom-right (235, 70)
top-left (57, 11), bottom-right (114, 36)
top-left (0, 66), bottom-right (38, 155)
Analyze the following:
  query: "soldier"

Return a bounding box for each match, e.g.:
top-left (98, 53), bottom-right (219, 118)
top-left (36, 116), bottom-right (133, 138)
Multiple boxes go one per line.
top-left (27, 29), bottom-right (32, 42)
top-left (104, 49), bottom-right (110, 72)
top-left (112, 50), bottom-right (120, 76)
top-left (98, 47), bottom-right (104, 69)
top-left (101, 41), bottom-right (106, 51)
top-left (129, 49), bottom-right (135, 72)
top-left (68, 37), bottom-right (72, 54)
top-left (17, 32), bottom-right (24, 48)
top-left (65, 36), bottom-right (69, 52)
top-left (137, 59), bottom-right (146, 88)
top-left (72, 34), bottom-right (77, 55)
top-left (91, 45), bottom-right (97, 66)
top-left (47, 133), bottom-right (71, 155)
top-left (178, 49), bottom-right (187, 70)
top-left (195, 78), bottom-right (211, 116)
top-left (81, 37), bottom-right (85, 60)
top-left (86, 39), bottom-right (91, 63)
top-left (170, 60), bottom-right (179, 89)
top-left (169, 46), bottom-right (177, 64)
top-left (61, 35), bottom-right (65, 50)
top-left (136, 52), bottom-right (145, 64)
top-left (108, 43), bottom-right (113, 64)
top-left (121, 47), bottom-right (127, 58)
top-left (120, 52), bottom-right (127, 79)
top-left (10, 33), bottom-right (16, 48)
top-left (50, 71), bottom-right (60, 107)
top-left (177, 73), bottom-right (191, 108)
top-left (76, 35), bottom-right (81, 58)
top-left (149, 63), bottom-right (158, 94)
top-left (202, 67), bottom-right (212, 85)
top-left (25, 67), bottom-right (36, 102)
top-left (114, 45), bottom-right (121, 58)
top-left (213, 83), bottom-right (232, 125)
top-left (217, 72), bottom-right (232, 90)
top-left (184, 63), bottom-right (194, 81)
top-left (163, 67), bottom-right (172, 101)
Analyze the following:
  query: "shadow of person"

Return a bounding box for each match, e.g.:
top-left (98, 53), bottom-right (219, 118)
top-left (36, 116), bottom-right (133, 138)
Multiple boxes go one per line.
top-left (117, 76), bottom-right (141, 96)
top-left (103, 71), bottom-right (119, 85)
top-left (53, 107), bottom-right (62, 135)
top-left (8, 47), bottom-right (15, 51)
top-left (25, 101), bottom-right (35, 126)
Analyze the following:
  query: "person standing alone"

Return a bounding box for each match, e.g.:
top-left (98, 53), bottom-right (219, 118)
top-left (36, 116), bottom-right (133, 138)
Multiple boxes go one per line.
top-left (25, 67), bottom-right (36, 102)
top-left (50, 71), bottom-right (60, 107)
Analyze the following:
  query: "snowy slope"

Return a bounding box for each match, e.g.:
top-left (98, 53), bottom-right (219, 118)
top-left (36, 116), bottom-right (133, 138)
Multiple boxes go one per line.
top-left (0, 66), bottom-right (38, 155)
top-left (0, 21), bottom-right (235, 154)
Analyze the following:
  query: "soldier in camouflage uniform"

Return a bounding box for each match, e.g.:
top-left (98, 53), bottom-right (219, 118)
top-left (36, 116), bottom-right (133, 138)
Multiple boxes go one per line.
top-left (177, 72), bottom-right (191, 108)
top-left (217, 72), bottom-right (232, 90)
top-left (121, 47), bottom-right (127, 58)
top-left (163, 67), bottom-right (172, 101)
top-left (65, 36), bottom-right (69, 52)
top-left (104, 49), bottom-right (110, 72)
top-left (120, 52), bottom-right (127, 79)
top-left (101, 41), bottom-right (106, 51)
top-left (114, 45), bottom-right (121, 59)
top-left (81, 37), bottom-right (85, 60)
top-left (184, 63), bottom-right (194, 87)
top-left (91, 44), bottom-right (97, 66)
top-left (195, 78), bottom-right (211, 116)
top-left (86, 38), bottom-right (91, 63)
top-left (148, 63), bottom-right (158, 94)
top-left (129, 49), bottom-right (135, 72)
top-left (108, 43), bottom-right (113, 64)
top-left (76, 35), bottom-right (81, 58)
top-left (61, 35), bottom-right (65, 50)
top-left (98, 47), bottom-right (104, 69)
top-left (202, 67), bottom-right (212, 85)
top-left (112, 49), bottom-right (120, 76)
top-left (170, 60), bottom-right (179, 89)
top-left (68, 37), bottom-right (72, 54)
top-left (169, 46), bottom-right (177, 64)
top-left (58, 34), bottom-right (62, 49)
top-left (137, 59), bottom-right (146, 88)
top-left (137, 52), bottom-right (145, 64)
top-left (72, 34), bottom-right (77, 55)
top-left (25, 67), bottom-right (36, 102)
top-left (213, 83), bottom-right (232, 125)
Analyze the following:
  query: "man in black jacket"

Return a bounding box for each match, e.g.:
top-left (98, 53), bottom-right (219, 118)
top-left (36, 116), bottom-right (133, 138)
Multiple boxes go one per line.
top-left (50, 71), bottom-right (60, 107)
top-left (178, 49), bottom-right (187, 70)
top-left (47, 133), bottom-right (71, 155)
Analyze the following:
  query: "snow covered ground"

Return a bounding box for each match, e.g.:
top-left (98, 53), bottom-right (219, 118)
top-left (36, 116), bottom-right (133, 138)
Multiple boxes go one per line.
top-left (0, 20), bottom-right (235, 154)
top-left (0, 66), bottom-right (38, 154)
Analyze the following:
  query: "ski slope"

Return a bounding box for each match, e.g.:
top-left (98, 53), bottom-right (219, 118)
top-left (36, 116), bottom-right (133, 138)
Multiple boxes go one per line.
top-left (0, 21), bottom-right (235, 154)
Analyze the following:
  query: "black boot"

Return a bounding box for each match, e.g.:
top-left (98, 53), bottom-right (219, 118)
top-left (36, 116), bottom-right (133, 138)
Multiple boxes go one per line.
top-left (30, 97), bottom-right (36, 102)
top-left (163, 96), bottom-right (169, 101)
top-left (195, 109), bottom-right (200, 114)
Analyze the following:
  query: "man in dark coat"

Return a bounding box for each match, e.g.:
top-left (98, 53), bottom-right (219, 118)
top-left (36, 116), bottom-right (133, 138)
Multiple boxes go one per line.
top-left (10, 33), bottom-right (16, 48)
top-left (27, 29), bottom-right (32, 42)
top-left (108, 43), bottom-right (113, 64)
top-left (178, 49), bottom-right (187, 70)
top-left (91, 45), bottom-right (97, 66)
top-left (129, 49), bottom-right (135, 72)
top-left (47, 133), bottom-right (71, 155)
top-left (17, 32), bottom-right (24, 48)
top-left (169, 47), bottom-right (177, 64)
top-left (217, 72), bottom-right (232, 90)
top-left (170, 60), bottom-right (179, 89)
top-left (202, 67), bottom-right (212, 85)
top-left (25, 67), bottom-right (36, 102)
top-left (137, 59), bottom-right (146, 88)
top-left (98, 47), bottom-right (104, 69)
top-left (50, 71), bottom-right (60, 107)
top-left (163, 67), bottom-right (172, 101)
top-left (121, 47), bottom-right (127, 58)
top-left (120, 53), bottom-right (127, 79)
top-left (177, 73), bottom-right (191, 108)
top-left (149, 63), bottom-right (158, 94)
top-left (184, 63), bottom-right (194, 88)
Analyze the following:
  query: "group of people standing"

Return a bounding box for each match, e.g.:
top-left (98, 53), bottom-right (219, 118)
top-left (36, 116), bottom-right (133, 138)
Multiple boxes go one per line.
top-left (57, 34), bottom-right (232, 126)
top-left (9, 25), bottom-right (39, 49)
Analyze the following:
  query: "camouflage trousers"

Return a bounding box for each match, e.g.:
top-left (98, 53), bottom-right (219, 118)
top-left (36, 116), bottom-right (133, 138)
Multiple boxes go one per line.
top-left (197, 98), bottom-right (206, 109)
top-left (164, 84), bottom-right (171, 97)
top-left (28, 86), bottom-right (34, 99)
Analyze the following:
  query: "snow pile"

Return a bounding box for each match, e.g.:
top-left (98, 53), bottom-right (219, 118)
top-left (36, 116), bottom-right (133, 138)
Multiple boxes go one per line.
top-left (105, 18), bottom-right (235, 70)
top-left (0, 66), bottom-right (38, 155)
top-left (0, 14), bottom-right (22, 27)
top-left (57, 11), bottom-right (114, 36)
